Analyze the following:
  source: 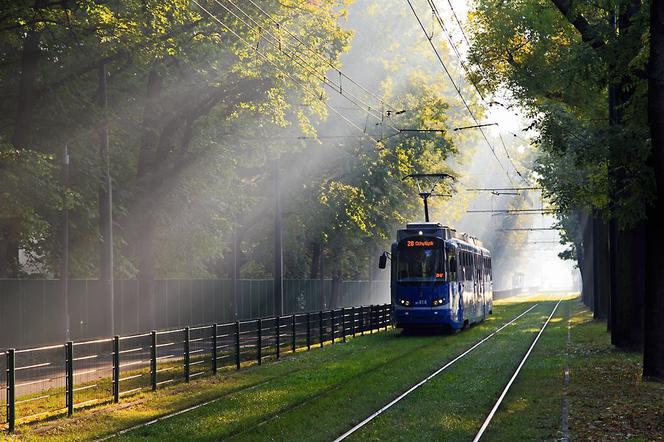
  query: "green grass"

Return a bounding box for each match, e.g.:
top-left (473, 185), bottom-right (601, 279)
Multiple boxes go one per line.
top-left (567, 307), bottom-right (664, 441)
top-left (340, 301), bottom-right (560, 442)
top-left (11, 295), bottom-right (658, 442)
top-left (4, 324), bottom-right (441, 441)
top-left (479, 297), bottom-right (575, 441)
top-left (5, 300), bottom-right (537, 441)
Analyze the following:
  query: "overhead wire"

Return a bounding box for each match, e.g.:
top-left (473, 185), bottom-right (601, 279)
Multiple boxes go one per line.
top-left (445, 0), bottom-right (472, 47)
top-left (243, 0), bottom-right (402, 116)
top-left (426, 0), bottom-right (485, 102)
top-left (210, 0), bottom-right (400, 133)
top-left (405, 0), bottom-right (515, 186)
top-left (426, 0), bottom-right (528, 183)
top-left (190, 0), bottom-right (383, 147)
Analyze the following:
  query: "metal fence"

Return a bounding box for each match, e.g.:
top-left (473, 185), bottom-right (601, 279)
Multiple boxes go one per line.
top-left (1, 303), bottom-right (392, 433)
top-left (0, 279), bottom-right (389, 350)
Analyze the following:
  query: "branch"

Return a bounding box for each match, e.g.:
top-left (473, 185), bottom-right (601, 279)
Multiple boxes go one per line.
top-left (549, 0), bottom-right (605, 49)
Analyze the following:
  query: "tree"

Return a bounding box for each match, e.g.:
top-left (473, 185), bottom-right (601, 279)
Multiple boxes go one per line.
top-left (645, 0), bottom-right (664, 380)
top-left (467, 0), bottom-right (658, 373)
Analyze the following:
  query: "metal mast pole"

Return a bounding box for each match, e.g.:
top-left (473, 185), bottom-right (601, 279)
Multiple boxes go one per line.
top-left (232, 218), bottom-right (239, 321)
top-left (273, 159), bottom-right (283, 317)
top-left (98, 61), bottom-right (115, 336)
top-left (62, 145), bottom-right (70, 341)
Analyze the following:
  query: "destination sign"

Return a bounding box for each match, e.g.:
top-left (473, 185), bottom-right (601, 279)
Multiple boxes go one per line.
top-left (406, 240), bottom-right (434, 247)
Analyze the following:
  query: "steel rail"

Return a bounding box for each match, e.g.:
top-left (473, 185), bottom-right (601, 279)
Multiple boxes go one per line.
top-left (472, 297), bottom-right (564, 441)
top-left (333, 303), bottom-right (540, 442)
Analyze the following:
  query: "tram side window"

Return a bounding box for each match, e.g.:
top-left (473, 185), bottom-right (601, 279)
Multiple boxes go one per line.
top-left (447, 247), bottom-right (457, 281)
top-left (463, 252), bottom-right (469, 280)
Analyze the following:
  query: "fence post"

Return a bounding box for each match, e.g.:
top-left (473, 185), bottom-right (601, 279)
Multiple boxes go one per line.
top-left (150, 331), bottom-right (157, 391)
top-left (331, 309), bottom-right (335, 344)
top-left (319, 311), bottom-right (324, 348)
top-left (275, 316), bottom-right (280, 359)
top-left (66, 341), bottom-right (74, 416)
top-left (291, 314), bottom-right (296, 353)
top-left (184, 326), bottom-right (190, 383)
top-left (360, 306), bottom-right (364, 336)
top-left (212, 324), bottom-right (218, 374)
top-left (235, 321), bottom-right (241, 370)
top-left (7, 349), bottom-right (15, 433)
top-left (385, 304), bottom-right (390, 331)
top-left (112, 336), bottom-right (119, 403)
top-left (257, 318), bottom-right (262, 365)
top-left (341, 308), bottom-right (346, 342)
top-left (370, 305), bottom-right (375, 333)
top-left (306, 312), bottom-right (311, 350)
top-left (351, 306), bottom-right (355, 337)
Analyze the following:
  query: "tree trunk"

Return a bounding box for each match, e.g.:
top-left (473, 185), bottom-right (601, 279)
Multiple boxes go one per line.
top-left (611, 224), bottom-right (645, 349)
top-left (593, 213), bottom-right (610, 319)
top-left (0, 23), bottom-right (42, 278)
top-left (330, 271), bottom-right (341, 310)
top-left (608, 1), bottom-right (643, 343)
top-left (579, 211), bottom-right (593, 309)
top-left (644, 0), bottom-right (664, 380)
top-left (310, 241), bottom-right (320, 280)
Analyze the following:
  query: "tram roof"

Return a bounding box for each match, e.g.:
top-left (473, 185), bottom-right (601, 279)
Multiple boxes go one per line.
top-left (399, 222), bottom-right (488, 253)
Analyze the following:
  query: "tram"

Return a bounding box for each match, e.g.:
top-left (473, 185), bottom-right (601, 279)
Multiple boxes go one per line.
top-left (379, 222), bottom-right (493, 331)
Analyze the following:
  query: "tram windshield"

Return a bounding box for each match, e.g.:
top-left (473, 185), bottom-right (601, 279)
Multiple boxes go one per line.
top-left (396, 238), bottom-right (446, 283)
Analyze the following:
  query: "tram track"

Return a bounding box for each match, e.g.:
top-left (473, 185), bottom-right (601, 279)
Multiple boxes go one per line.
top-left (472, 297), bottom-right (564, 441)
top-left (223, 306), bottom-right (539, 442)
top-left (102, 303), bottom-right (542, 441)
top-left (332, 302), bottom-right (544, 442)
top-left (331, 298), bottom-right (565, 442)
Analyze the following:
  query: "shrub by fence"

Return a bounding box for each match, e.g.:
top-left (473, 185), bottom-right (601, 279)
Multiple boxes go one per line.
top-left (1, 303), bottom-right (392, 433)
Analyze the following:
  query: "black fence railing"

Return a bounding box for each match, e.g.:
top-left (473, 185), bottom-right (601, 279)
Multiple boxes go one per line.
top-left (0, 279), bottom-right (390, 350)
top-left (2, 303), bottom-right (392, 433)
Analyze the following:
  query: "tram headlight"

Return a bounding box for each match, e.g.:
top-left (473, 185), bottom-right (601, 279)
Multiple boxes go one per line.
top-left (432, 299), bottom-right (444, 306)
top-left (399, 299), bottom-right (411, 307)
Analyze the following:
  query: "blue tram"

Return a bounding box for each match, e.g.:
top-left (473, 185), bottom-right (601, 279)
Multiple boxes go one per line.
top-left (379, 222), bottom-right (493, 331)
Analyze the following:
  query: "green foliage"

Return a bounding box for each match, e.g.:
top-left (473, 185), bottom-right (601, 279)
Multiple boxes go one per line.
top-left (467, 0), bottom-right (652, 260)
top-left (0, 0), bottom-right (475, 281)
top-left (0, 140), bottom-right (62, 274)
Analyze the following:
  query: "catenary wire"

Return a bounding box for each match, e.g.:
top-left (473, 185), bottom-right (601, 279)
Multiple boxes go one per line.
top-left (405, 0), bottom-right (514, 185)
top-left (191, 0), bottom-right (383, 147)
top-left (210, 0), bottom-right (398, 132)
top-left (427, 0), bottom-right (527, 183)
top-left (243, 0), bottom-right (402, 115)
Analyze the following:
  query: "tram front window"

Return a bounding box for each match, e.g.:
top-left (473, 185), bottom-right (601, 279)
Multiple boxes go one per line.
top-left (396, 239), bottom-right (446, 283)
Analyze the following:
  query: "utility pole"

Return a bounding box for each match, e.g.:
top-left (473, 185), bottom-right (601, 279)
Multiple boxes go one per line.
top-left (98, 61), bottom-right (115, 336)
top-left (62, 145), bottom-right (70, 342)
top-left (273, 159), bottom-right (283, 317)
top-left (232, 218), bottom-right (239, 321)
top-left (319, 245), bottom-right (325, 310)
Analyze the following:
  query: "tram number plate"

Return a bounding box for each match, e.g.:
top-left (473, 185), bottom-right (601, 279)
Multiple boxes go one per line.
top-left (415, 300), bottom-right (427, 306)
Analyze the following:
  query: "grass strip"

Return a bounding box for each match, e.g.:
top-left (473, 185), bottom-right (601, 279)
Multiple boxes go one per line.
top-left (253, 301), bottom-right (556, 442)
top-left (11, 325), bottom-right (433, 441)
top-left (111, 301), bottom-right (545, 441)
top-left (476, 297), bottom-right (574, 441)
top-left (567, 306), bottom-right (664, 441)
